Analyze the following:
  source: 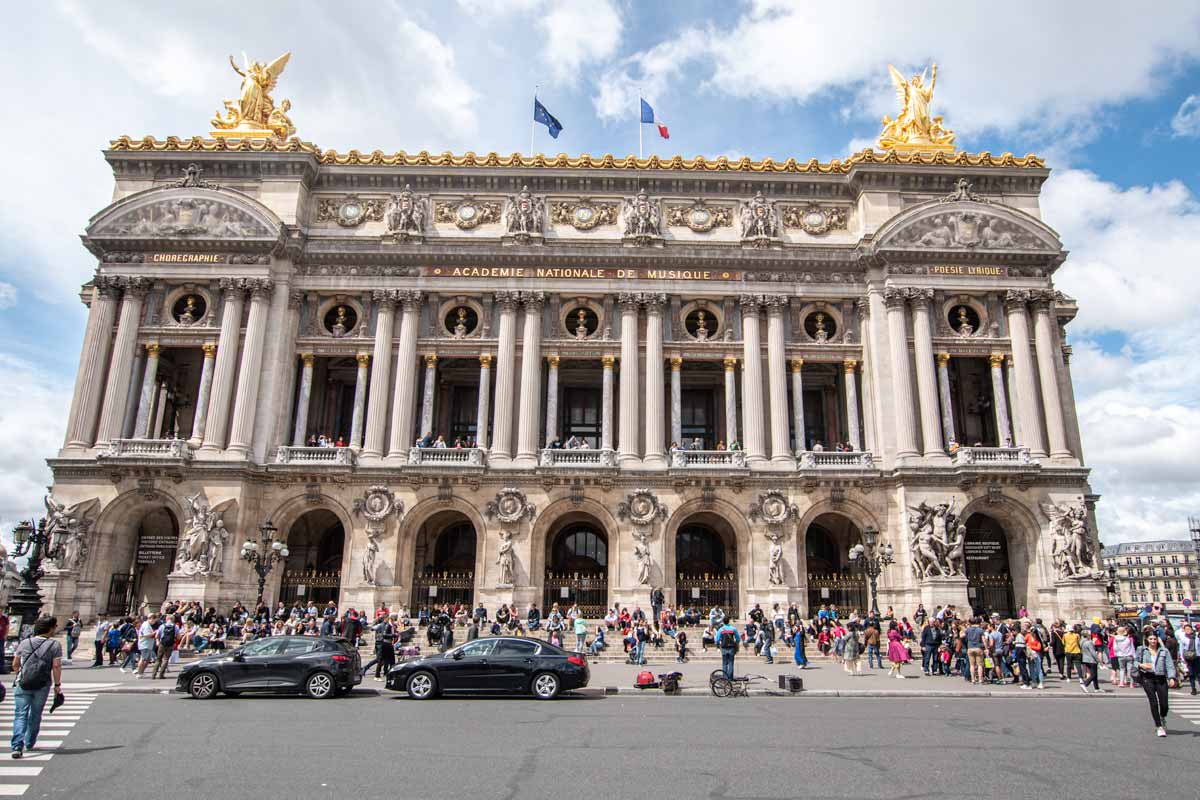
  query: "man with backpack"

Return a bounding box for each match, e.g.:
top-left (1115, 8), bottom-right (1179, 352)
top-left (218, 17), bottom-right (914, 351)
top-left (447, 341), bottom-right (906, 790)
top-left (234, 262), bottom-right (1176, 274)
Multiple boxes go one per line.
top-left (10, 616), bottom-right (63, 759)
top-left (716, 617), bottom-right (740, 679)
top-left (152, 615), bottom-right (179, 679)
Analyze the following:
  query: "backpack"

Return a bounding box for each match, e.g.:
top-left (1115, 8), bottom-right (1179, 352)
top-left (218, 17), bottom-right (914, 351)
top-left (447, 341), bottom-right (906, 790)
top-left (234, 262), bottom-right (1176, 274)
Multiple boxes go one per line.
top-left (17, 638), bottom-right (54, 691)
top-left (159, 623), bottom-right (176, 649)
top-left (718, 628), bottom-right (738, 650)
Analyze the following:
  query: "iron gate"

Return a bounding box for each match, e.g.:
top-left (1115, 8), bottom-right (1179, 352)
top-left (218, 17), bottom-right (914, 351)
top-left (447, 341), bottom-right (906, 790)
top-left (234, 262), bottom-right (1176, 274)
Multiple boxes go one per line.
top-left (807, 574), bottom-right (868, 615)
top-left (543, 572), bottom-right (608, 618)
top-left (676, 574), bottom-right (739, 619)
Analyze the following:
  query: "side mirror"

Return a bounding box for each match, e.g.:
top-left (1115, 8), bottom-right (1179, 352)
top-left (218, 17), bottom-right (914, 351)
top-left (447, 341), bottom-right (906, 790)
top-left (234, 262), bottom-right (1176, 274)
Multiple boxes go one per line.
top-left (232, 652), bottom-right (245, 662)
top-left (452, 650), bottom-right (464, 660)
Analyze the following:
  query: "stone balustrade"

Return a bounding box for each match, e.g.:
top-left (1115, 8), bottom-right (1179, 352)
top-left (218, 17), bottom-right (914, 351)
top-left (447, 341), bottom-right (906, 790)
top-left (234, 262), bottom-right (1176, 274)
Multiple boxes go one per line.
top-left (539, 448), bottom-right (617, 468)
top-left (952, 446), bottom-right (1032, 466)
top-left (274, 446), bottom-right (356, 466)
top-left (98, 438), bottom-right (192, 461)
top-left (407, 446), bottom-right (487, 467)
top-left (797, 450), bottom-right (875, 469)
top-left (670, 449), bottom-right (748, 469)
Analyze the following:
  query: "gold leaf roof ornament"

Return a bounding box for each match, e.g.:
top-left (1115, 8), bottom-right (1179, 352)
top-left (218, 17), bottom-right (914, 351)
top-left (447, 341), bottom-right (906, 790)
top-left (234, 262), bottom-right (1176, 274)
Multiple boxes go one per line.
top-left (211, 52), bottom-right (295, 140)
top-left (878, 63), bottom-right (956, 154)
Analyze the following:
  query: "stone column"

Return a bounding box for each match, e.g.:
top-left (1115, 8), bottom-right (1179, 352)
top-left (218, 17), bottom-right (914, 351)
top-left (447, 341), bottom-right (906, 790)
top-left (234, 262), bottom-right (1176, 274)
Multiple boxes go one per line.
top-left (909, 290), bottom-right (947, 460)
top-left (152, 381), bottom-right (169, 438)
top-left (134, 343), bottom-right (162, 438)
top-left (418, 354), bottom-right (438, 441)
top-left (1032, 296), bottom-right (1073, 460)
top-left (790, 359), bottom-right (805, 453)
top-left (670, 357), bottom-right (683, 448)
top-left (765, 298), bottom-right (791, 463)
top-left (227, 280), bottom-right (273, 456)
top-left (1004, 291), bottom-right (1047, 459)
top-left (617, 294), bottom-right (641, 465)
top-left (843, 359), bottom-right (862, 451)
top-left (475, 355), bottom-right (492, 448)
top-left (643, 294), bottom-right (667, 467)
top-left (544, 355), bottom-right (560, 446)
top-left (350, 353), bottom-right (370, 449)
top-left (387, 291), bottom-right (423, 457)
top-left (989, 353), bottom-right (1013, 447)
top-left (936, 353), bottom-right (956, 446)
top-left (362, 291), bottom-right (396, 458)
top-left (201, 280), bottom-right (246, 451)
top-left (120, 348), bottom-right (146, 440)
top-left (883, 288), bottom-right (920, 460)
top-left (488, 292), bottom-right (519, 464)
top-left (64, 277), bottom-right (120, 449)
top-left (188, 342), bottom-right (217, 448)
top-left (739, 296), bottom-right (767, 465)
top-left (514, 293), bottom-right (545, 467)
top-left (1006, 355), bottom-right (1022, 447)
top-left (601, 355), bottom-right (615, 451)
top-left (94, 278), bottom-right (149, 447)
top-left (292, 354), bottom-right (315, 446)
top-left (723, 356), bottom-right (739, 447)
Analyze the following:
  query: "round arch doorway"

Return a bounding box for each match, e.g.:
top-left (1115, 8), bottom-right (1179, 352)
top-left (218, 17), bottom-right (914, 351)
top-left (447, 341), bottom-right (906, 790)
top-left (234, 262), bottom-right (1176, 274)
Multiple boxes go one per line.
top-left (963, 513), bottom-right (1016, 618)
top-left (804, 513), bottom-right (867, 614)
top-left (412, 512), bottom-right (477, 612)
top-left (280, 509), bottom-right (345, 607)
top-left (544, 516), bottom-right (609, 618)
top-left (105, 506), bottom-right (180, 616)
top-left (675, 514), bottom-right (738, 618)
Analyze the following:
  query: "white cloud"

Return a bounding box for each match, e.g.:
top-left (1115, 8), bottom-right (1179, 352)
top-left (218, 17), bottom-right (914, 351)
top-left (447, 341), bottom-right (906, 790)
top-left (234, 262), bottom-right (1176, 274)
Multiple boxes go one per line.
top-left (0, 354), bottom-right (72, 536)
top-left (1171, 94), bottom-right (1200, 137)
top-left (538, 1), bottom-right (623, 85)
top-left (0, 283), bottom-right (16, 310)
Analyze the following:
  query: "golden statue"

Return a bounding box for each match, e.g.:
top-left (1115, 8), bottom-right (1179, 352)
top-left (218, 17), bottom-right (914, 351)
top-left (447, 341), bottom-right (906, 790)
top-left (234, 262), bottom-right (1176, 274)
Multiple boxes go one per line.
top-left (211, 52), bottom-right (294, 139)
top-left (878, 63), bottom-right (956, 153)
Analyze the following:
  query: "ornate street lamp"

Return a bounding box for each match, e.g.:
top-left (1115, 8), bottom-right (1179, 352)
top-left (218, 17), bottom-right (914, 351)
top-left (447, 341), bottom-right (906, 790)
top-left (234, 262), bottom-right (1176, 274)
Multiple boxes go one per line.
top-left (240, 519), bottom-right (289, 606)
top-left (848, 526), bottom-right (893, 618)
top-left (8, 517), bottom-right (67, 638)
top-left (1106, 564), bottom-right (1121, 611)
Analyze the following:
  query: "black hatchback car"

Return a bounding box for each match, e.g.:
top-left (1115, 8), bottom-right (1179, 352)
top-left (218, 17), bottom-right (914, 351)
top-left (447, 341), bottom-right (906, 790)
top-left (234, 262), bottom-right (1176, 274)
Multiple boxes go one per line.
top-left (176, 636), bottom-right (362, 699)
top-left (386, 636), bottom-right (589, 700)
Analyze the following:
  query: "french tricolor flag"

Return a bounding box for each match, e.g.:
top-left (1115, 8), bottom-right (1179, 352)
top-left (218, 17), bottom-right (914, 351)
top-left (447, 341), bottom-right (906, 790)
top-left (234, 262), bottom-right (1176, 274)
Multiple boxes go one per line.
top-left (640, 98), bottom-right (669, 139)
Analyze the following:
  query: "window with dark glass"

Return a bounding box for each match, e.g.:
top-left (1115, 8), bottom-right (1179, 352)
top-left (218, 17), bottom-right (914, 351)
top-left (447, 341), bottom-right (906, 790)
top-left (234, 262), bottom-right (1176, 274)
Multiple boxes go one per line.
top-left (562, 387), bottom-right (601, 448)
top-left (680, 389), bottom-right (715, 448)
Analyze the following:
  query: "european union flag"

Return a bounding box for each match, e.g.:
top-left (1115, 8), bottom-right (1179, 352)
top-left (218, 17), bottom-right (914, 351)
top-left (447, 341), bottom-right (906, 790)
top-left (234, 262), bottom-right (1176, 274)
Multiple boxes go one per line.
top-left (534, 97), bottom-right (563, 139)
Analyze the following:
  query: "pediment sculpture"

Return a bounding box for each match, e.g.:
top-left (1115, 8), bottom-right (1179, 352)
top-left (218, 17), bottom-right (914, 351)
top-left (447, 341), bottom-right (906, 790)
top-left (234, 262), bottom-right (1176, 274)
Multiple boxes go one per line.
top-left (501, 186), bottom-right (545, 240)
top-left (99, 195), bottom-right (274, 240)
top-left (1043, 501), bottom-right (1099, 581)
top-left (739, 192), bottom-right (780, 246)
top-left (621, 189), bottom-right (661, 243)
top-left (44, 495), bottom-right (100, 572)
top-left (890, 210), bottom-right (1044, 251)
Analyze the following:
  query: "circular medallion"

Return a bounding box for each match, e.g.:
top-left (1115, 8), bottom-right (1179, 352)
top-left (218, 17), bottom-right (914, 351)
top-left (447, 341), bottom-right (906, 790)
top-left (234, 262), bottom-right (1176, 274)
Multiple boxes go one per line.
top-left (457, 204), bottom-right (478, 223)
top-left (574, 206), bottom-right (595, 225)
top-left (689, 208), bottom-right (712, 228)
top-left (803, 209), bottom-right (826, 230)
top-left (338, 201), bottom-right (363, 225)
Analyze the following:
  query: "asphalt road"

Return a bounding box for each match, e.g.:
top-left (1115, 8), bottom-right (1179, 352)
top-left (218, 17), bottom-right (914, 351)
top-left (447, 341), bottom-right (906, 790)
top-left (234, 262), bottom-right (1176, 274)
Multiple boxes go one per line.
top-left (22, 691), bottom-right (1197, 800)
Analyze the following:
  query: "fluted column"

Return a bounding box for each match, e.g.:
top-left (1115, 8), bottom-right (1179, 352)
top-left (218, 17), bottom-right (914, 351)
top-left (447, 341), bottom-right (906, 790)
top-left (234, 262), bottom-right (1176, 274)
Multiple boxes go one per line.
top-left (1004, 291), bottom-right (1046, 459)
top-left (670, 357), bottom-right (682, 448)
top-left (617, 294), bottom-right (640, 465)
top-left (909, 290), bottom-right (947, 461)
top-left (387, 291), bottom-right (423, 457)
top-left (120, 348), bottom-right (147, 440)
top-left (64, 277), bottom-right (120, 449)
top-left (362, 292), bottom-right (396, 458)
top-left (1032, 296), bottom-right (1073, 460)
top-left (418, 354), bottom-right (438, 441)
top-left (601, 355), bottom-right (615, 451)
top-left (514, 293), bottom-right (545, 467)
top-left (643, 295), bottom-right (667, 468)
top-left (989, 353), bottom-right (1013, 447)
top-left (723, 356), bottom-right (739, 447)
top-left (883, 288), bottom-right (920, 460)
top-left (544, 355), bottom-right (560, 446)
top-left (843, 359), bottom-right (862, 451)
top-left (936, 353), bottom-right (956, 446)
top-left (201, 280), bottom-right (246, 451)
top-left (95, 278), bottom-right (149, 447)
top-left (133, 343), bottom-right (162, 438)
top-left (188, 342), bottom-right (217, 448)
top-left (488, 292), bottom-right (519, 464)
top-left (790, 359), bottom-right (805, 453)
top-left (765, 298), bottom-right (791, 463)
top-left (1006, 355), bottom-right (1022, 447)
top-left (475, 354), bottom-right (492, 448)
top-left (152, 382), bottom-right (169, 438)
top-left (227, 279), bottom-right (273, 456)
top-left (739, 296), bottom-right (767, 465)
top-left (350, 353), bottom-right (370, 449)
top-left (292, 354), bottom-right (315, 446)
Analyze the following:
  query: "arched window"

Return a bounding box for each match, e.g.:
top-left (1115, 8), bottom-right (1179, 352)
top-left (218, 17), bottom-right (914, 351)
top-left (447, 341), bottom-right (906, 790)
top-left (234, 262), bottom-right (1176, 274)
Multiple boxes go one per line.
top-left (550, 527), bottom-right (607, 573)
top-left (431, 523), bottom-right (477, 572)
top-left (677, 525), bottom-right (727, 575)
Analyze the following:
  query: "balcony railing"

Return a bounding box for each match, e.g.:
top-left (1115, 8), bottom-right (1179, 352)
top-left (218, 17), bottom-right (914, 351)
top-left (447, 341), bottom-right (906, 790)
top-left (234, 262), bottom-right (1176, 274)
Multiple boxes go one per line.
top-left (274, 446), bottom-right (356, 466)
top-left (407, 447), bottom-right (486, 467)
top-left (98, 438), bottom-right (192, 461)
top-left (952, 446), bottom-right (1032, 466)
top-left (539, 448), bottom-right (616, 468)
top-left (670, 449), bottom-right (748, 469)
top-left (797, 450), bottom-right (875, 469)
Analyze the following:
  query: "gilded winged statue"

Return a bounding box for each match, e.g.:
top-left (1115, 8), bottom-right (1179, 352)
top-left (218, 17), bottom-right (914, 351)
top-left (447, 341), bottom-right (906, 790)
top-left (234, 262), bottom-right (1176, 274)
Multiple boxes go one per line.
top-left (212, 52), bottom-right (295, 138)
top-left (878, 63), bottom-right (955, 151)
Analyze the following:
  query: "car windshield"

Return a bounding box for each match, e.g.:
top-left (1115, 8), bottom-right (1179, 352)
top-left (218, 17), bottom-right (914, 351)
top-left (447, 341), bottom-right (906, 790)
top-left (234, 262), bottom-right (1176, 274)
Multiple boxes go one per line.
top-left (455, 640), bottom-right (497, 657)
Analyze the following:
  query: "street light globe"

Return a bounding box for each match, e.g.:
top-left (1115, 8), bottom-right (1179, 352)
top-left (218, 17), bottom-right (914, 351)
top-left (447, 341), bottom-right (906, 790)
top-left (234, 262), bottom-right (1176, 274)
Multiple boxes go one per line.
top-left (271, 540), bottom-right (283, 552)
top-left (280, 547), bottom-right (290, 558)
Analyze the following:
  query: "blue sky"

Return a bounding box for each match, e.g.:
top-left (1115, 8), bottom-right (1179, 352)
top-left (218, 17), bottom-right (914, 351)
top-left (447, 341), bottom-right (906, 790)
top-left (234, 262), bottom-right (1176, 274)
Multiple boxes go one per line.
top-left (1, 0), bottom-right (1199, 544)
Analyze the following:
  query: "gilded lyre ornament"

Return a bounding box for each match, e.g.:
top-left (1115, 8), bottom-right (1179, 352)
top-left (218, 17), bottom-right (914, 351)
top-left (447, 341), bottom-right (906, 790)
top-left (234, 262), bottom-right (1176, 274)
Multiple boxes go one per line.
top-left (878, 63), bottom-right (956, 153)
top-left (211, 52), bottom-right (295, 139)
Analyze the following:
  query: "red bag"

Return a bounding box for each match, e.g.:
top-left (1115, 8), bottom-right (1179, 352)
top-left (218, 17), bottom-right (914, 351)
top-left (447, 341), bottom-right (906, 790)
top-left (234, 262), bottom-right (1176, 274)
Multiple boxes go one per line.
top-left (635, 671), bottom-right (656, 687)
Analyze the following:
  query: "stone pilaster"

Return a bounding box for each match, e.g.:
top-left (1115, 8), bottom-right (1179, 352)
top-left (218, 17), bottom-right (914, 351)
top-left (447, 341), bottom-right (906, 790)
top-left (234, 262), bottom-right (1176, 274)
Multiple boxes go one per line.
top-left (227, 279), bottom-right (274, 456)
top-left (292, 354), bottom-right (315, 446)
top-left (94, 277), bottom-right (150, 447)
top-left (201, 280), bottom-right (246, 451)
top-left (790, 359), bottom-right (805, 453)
top-left (387, 291), bottom-right (423, 457)
top-left (120, 347), bottom-right (146, 440)
top-left (989, 353), bottom-right (1013, 447)
top-left (488, 292), bottom-right (519, 464)
top-left (133, 343), bottom-right (161, 438)
top-left (362, 291), bottom-right (396, 458)
top-left (617, 293), bottom-right (640, 465)
top-left (670, 356), bottom-right (682, 448)
top-left (739, 295), bottom-right (767, 465)
top-left (936, 353), bottom-right (956, 446)
top-left (765, 297), bottom-right (791, 463)
top-left (909, 289), bottom-right (947, 461)
top-left (1032, 296), bottom-right (1074, 461)
top-left (514, 292), bottom-right (545, 467)
top-left (63, 277), bottom-right (120, 450)
top-left (883, 287), bottom-right (920, 461)
top-left (350, 353), bottom-right (370, 449)
top-left (843, 359), bottom-right (862, 451)
top-left (601, 354), bottom-right (615, 451)
top-left (188, 342), bottom-right (217, 448)
top-left (475, 354), bottom-right (493, 448)
top-left (643, 294), bottom-right (667, 468)
top-left (418, 354), bottom-right (438, 441)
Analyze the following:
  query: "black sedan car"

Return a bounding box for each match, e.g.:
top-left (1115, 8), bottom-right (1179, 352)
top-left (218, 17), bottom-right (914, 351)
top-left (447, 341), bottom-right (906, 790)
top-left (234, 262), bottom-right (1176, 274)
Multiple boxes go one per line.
top-left (386, 636), bottom-right (589, 700)
top-left (176, 636), bottom-right (362, 699)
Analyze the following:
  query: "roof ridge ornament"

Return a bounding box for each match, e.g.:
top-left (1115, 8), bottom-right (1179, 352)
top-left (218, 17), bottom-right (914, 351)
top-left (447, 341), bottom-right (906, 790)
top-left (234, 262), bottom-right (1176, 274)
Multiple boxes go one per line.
top-left (939, 177), bottom-right (990, 204)
top-left (174, 163), bottom-right (218, 190)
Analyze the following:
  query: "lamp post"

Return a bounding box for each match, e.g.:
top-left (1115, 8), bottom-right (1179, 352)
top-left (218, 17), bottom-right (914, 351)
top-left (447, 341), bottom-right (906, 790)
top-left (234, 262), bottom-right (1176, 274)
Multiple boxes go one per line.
top-left (1106, 564), bottom-right (1121, 611)
top-left (848, 526), bottom-right (893, 618)
top-left (9, 517), bottom-right (66, 638)
top-left (240, 519), bottom-right (289, 607)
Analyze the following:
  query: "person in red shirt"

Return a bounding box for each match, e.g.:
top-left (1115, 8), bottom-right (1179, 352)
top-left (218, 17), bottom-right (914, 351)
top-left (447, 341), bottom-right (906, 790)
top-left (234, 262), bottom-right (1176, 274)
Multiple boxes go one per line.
top-left (1024, 622), bottom-right (1046, 689)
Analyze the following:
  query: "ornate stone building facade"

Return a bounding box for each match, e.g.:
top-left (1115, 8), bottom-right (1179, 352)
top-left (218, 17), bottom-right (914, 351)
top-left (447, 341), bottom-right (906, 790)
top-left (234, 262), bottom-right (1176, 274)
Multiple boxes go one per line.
top-left (43, 135), bottom-right (1110, 622)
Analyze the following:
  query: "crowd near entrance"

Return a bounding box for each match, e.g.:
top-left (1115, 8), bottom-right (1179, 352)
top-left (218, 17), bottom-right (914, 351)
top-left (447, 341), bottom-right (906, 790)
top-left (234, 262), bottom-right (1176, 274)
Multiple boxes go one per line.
top-left (964, 512), bottom-right (1016, 618)
top-left (805, 513), bottom-right (867, 612)
top-left (543, 515), bottom-right (609, 616)
top-left (412, 512), bottom-right (477, 608)
top-left (280, 509), bottom-right (345, 606)
top-left (675, 514), bottom-right (739, 617)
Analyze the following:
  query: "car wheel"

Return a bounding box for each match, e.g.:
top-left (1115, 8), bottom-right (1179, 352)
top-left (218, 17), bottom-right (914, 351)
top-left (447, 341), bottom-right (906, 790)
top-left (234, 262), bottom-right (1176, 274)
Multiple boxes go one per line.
top-left (188, 672), bottom-right (219, 700)
top-left (406, 671), bottom-right (437, 700)
top-left (305, 671), bottom-right (335, 699)
top-left (531, 672), bottom-right (560, 700)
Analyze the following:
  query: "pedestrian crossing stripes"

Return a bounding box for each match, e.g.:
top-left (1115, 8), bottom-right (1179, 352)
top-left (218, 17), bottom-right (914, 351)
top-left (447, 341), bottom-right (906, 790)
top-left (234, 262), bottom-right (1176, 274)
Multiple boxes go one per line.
top-left (1164, 697), bottom-right (1200, 729)
top-left (0, 694), bottom-right (98, 796)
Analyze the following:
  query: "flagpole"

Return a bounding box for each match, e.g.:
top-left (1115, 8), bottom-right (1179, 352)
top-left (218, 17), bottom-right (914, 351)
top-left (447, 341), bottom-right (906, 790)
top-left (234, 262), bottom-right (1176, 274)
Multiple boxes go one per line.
top-left (531, 86), bottom-right (538, 158)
